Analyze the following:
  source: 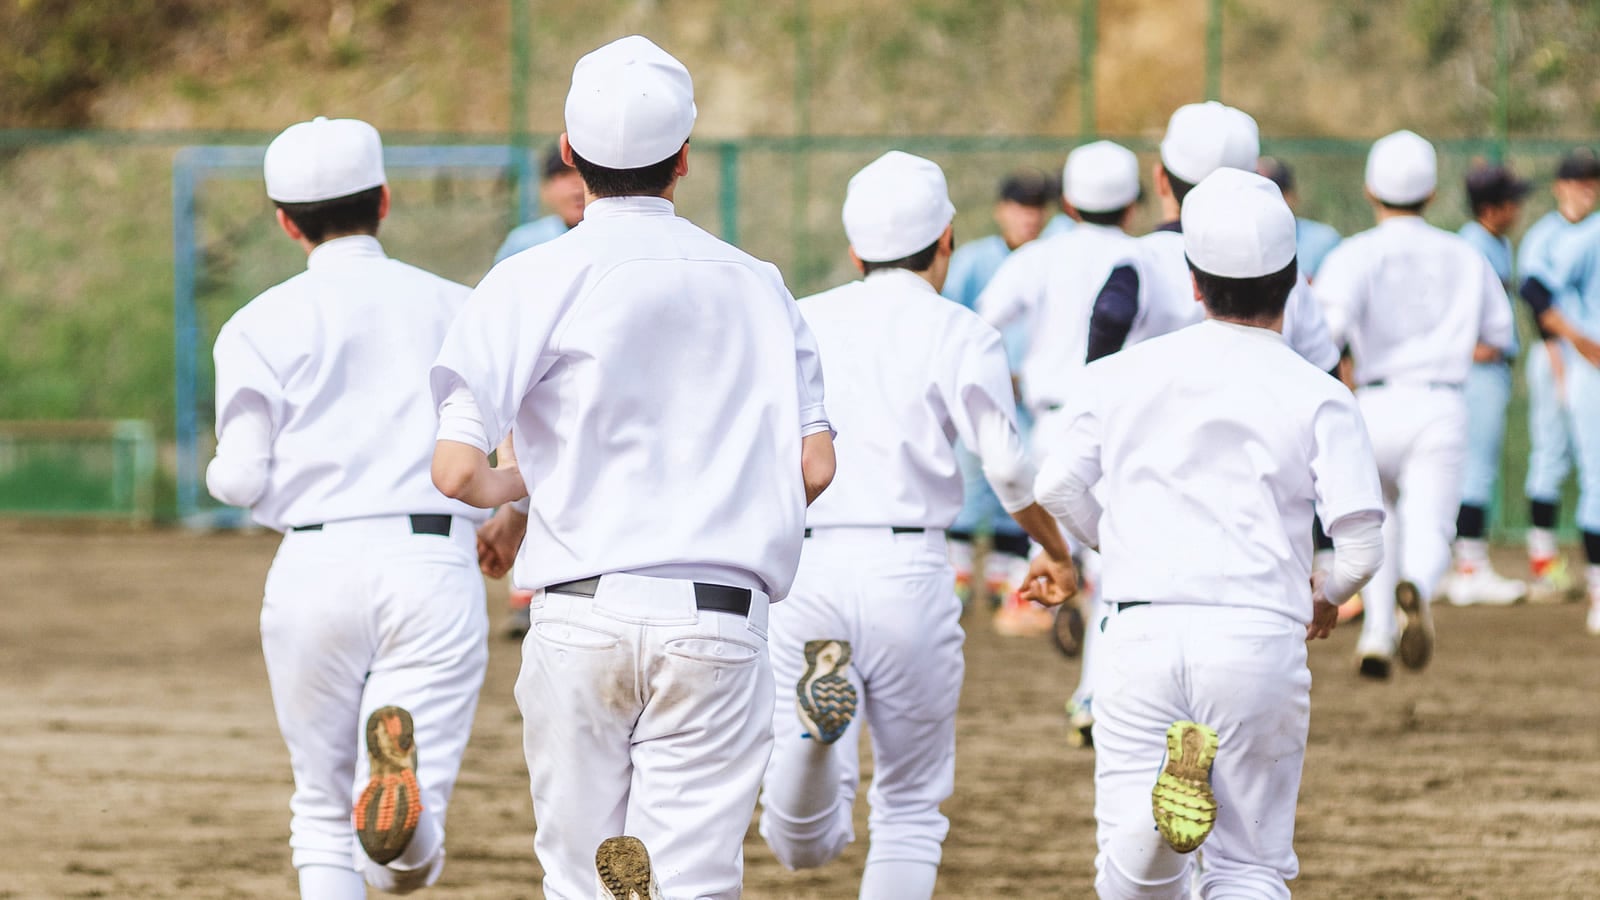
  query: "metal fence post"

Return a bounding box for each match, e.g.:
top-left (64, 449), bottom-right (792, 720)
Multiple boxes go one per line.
top-left (172, 151), bottom-right (200, 522)
top-left (1493, 0), bottom-right (1510, 162)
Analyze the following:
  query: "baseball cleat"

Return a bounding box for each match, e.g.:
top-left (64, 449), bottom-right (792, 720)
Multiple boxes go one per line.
top-left (1444, 567), bottom-right (1526, 607)
top-left (797, 639), bottom-right (856, 744)
top-left (595, 835), bottom-right (660, 900)
top-left (1527, 557), bottom-right (1579, 604)
top-left (1151, 721), bottom-right (1219, 854)
top-left (1051, 601), bottom-right (1085, 658)
top-left (1065, 699), bottom-right (1094, 749)
top-left (1357, 654), bottom-right (1392, 680)
top-left (355, 706), bottom-right (423, 865)
top-left (1396, 580), bottom-right (1434, 671)
top-left (1586, 598), bottom-right (1600, 636)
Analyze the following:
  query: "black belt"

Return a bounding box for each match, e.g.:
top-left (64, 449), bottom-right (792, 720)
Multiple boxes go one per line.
top-left (803, 526), bottom-right (926, 538)
top-left (1116, 601), bottom-right (1150, 612)
top-left (1361, 380), bottom-right (1461, 391)
top-left (545, 577), bottom-right (753, 618)
top-left (291, 514), bottom-right (453, 536)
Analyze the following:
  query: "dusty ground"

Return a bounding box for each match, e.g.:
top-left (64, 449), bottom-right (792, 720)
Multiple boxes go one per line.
top-left (4, 529), bottom-right (1599, 898)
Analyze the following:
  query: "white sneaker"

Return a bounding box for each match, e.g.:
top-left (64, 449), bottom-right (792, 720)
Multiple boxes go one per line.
top-left (1445, 566), bottom-right (1527, 607)
top-left (1586, 599), bottom-right (1600, 636)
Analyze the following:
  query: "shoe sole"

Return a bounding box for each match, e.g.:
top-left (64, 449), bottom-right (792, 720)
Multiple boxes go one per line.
top-left (355, 706), bottom-right (422, 865)
top-left (1396, 580), bottom-right (1434, 671)
top-left (1051, 602), bottom-right (1085, 658)
top-left (596, 836), bottom-right (657, 900)
top-left (797, 640), bottom-right (857, 745)
top-left (1152, 721), bottom-right (1219, 853)
top-left (1357, 654), bottom-right (1392, 680)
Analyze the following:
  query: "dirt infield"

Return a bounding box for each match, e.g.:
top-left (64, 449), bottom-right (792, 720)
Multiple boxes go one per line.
top-left (4, 529), bottom-right (1598, 898)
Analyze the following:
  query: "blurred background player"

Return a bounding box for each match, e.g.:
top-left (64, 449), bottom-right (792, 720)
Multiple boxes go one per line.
top-left (1519, 165), bottom-right (1600, 635)
top-left (1257, 156), bottom-right (1343, 279)
top-left (978, 140), bottom-right (1142, 742)
top-left (940, 168), bottom-right (1055, 633)
top-left (493, 142), bottom-right (586, 263)
top-left (1442, 163), bottom-right (1532, 606)
top-left (1315, 130), bottom-right (1515, 679)
top-left (759, 150), bottom-right (1075, 900)
top-left (207, 117), bottom-right (490, 898)
top-left (1036, 168), bottom-right (1384, 899)
top-left (1518, 149), bottom-right (1600, 601)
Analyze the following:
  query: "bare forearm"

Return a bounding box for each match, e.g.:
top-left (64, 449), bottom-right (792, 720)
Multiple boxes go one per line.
top-left (432, 439), bottom-right (527, 509)
top-left (801, 431), bottom-right (836, 506)
top-left (1009, 502), bottom-right (1071, 561)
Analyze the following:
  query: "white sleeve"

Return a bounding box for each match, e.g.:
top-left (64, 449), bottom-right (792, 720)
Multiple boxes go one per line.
top-left (430, 261), bottom-right (564, 451)
top-left (1323, 509), bottom-right (1383, 605)
top-left (1310, 244), bottom-right (1363, 347)
top-left (1309, 392), bottom-right (1385, 532)
top-left (975, 248), bottom-right (1038, 331)
top-left (1476, 257), bottom-right (1516, 353)
top-left (207, 319), bottom-right (284, 509)
top-left (1283, 276), bottom-right (1341, 372)
top-left (435, 384), bottom-right (492, 453)
top-left (784, 279), bottom-right (832, 438)
top-left (951, 325), bottom-right (1035, 513)
top-left (1032, 385), bottom-right (1104, 547)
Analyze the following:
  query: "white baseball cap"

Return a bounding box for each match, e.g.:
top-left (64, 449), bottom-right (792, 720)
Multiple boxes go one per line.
top-left (1063, 141), bottom-right (1140, 213)
top-left (263, 117), bottom-right (385, 203)
top-left (1181, 168), bottom-right (1297, 278)
top-left (1160, 101), bottom-right (1260, 185)
top-left (842, 151), bottom-right (956, 263)
top-left (564, 35), bottom-right (697, 170)
top-left (1365, 130), bottom-right (1437, 205)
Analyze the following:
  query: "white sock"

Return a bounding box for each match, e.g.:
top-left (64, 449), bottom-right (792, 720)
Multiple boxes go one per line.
top-left (766, 737), bottom-right (841, 823)
top-left (1529, 527), bottom-right (1558, 562)
top-left (859, 859), bottom-right (939, 900)
top-left (1587, 566), bottom-right (1600, 601)
top-left (1454, 537), bottom-right (1489, 567)
top-left (297, 864), bottom-right (365, 900)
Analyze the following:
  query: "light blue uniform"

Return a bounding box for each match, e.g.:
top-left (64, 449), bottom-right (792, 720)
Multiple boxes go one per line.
top-left (1042, 213), bottom-right (1075, 239)
top-left (1519, 211), bottom-right (1582, 503)
top-left (941, 235), bottom-right (1028, 542)
top-left (494, 214), bottom-right (570, 264)
top-left (1456, 220), bottom-right (1519, 513)
top-left (1295, 217), bottom-right (1343, 279)
top-left (1527, 213), bottom-right (1600, 533)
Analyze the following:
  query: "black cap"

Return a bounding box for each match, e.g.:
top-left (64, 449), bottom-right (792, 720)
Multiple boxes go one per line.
top-left (1556, 148), bottom-right (1600, 182)
top-left (1257, 156), bottom-right (1294, 192)
top-left (541, 143), bottom-right (576, 181)
top-left (997, 169), bottom-right (1057, 207)
top-left (1465, 164), bottom-right (1532, 208)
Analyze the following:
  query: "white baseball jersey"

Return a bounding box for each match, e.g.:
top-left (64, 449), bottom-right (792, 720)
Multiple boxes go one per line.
top-left (803, 269), bottom-right (1034, 528)
top-left (431, 195), bottom-right (829, 600)
top-left (1115, 228), bottom-right (1342, 371)
top-left (1314, 216), bottom-right (1515, 386)
top-left (976, 223), bottom-right (1137, 414)
top-left (207, 235), bottom-right (487, 530)
top-left (1037, 319), bottom-right (1384, 625)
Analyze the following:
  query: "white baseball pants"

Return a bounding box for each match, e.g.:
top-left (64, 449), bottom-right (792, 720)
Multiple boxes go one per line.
top-left (1093, 604), bottom-right (1310, 900)
top-left (1354, 384), bottom-right (1467, 656)
top-left (759, 528), bottom-right (964, 899)
top-left (517, 573), bottom-right (774, 900)
top-left (260, 516), bottom-right (488, 896)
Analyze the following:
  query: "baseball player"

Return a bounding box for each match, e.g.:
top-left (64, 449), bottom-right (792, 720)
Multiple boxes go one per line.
top-left (1257, 156), bottom-right (1343, 278)
top-left (1036, 168), bottom-right (1384, 898)
top-left (1520, 179), bottom-right (1600, 635)
top-left (206, 117), bottom-right (489, 898)
top-left (1314, 130), bottom-right (1516, 678)
top-left (493, 142), bottom-right (586, 263)
top-left (941, 168), bottom-right (1055, 633)
top-left (1442, 163), bottom-right (1532, 606)
top-left (1518, 149), bottom-right (1600, 600)
top-left (428, 36), bottom-right (836, 899)
top-left (757, 150), bottom-right (1076, 900)
top-left (977, 139), bottom-right (1143, 744)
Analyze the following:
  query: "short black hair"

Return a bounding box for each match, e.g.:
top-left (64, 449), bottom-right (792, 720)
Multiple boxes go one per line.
top-left (1378, 198), bottom-right (1428, 214)
top-left (570, 146), bottom-right (683, 199)
top-left (1186, 256), bottom-right (1299, 323)
top-left (861, 234), bottom-right (947, 276)
top-left (1556, 148), bottom-right (1600, 182)
top-left (997, 169), bottom-right (1056, 208)
top-left (1078, 205), bottom-right (1133, 227)
top-left (541, 143), bottom-right (576, 181)
top-left (275, 186), bottom-right (384, 245)
top-left (1163, 165), bottom-right (1197, 207)
top-left (1258, 156), bottom-right (1295, 193)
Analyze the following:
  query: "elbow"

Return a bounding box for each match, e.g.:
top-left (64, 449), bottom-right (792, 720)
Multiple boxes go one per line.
top-left (431, 454), bottom-right (476, 501)
top-left (205, 457), bottom-right (266, 509)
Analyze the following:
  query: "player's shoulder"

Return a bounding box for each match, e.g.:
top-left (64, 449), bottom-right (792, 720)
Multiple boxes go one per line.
top-left (1298, 217), bottom-right (1341, 242)
top-left (384, 258), bottom-right (472, 299)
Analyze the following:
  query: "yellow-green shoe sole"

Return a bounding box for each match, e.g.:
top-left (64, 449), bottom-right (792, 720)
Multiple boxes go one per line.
top-left (1152, 720), bottom-right (1219, 854)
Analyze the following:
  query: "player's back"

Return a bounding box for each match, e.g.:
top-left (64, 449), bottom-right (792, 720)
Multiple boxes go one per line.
top-left (1080, 321), bottom-right (1368, 621)
top-left (1315, 217), bottom-right (1505, 386)
top-left (801, 270), bottom-right (1003, 530)
top-left (468, 197), bottom-right (813, 596)
top-left (215, 235), bottom-right (475, 529)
